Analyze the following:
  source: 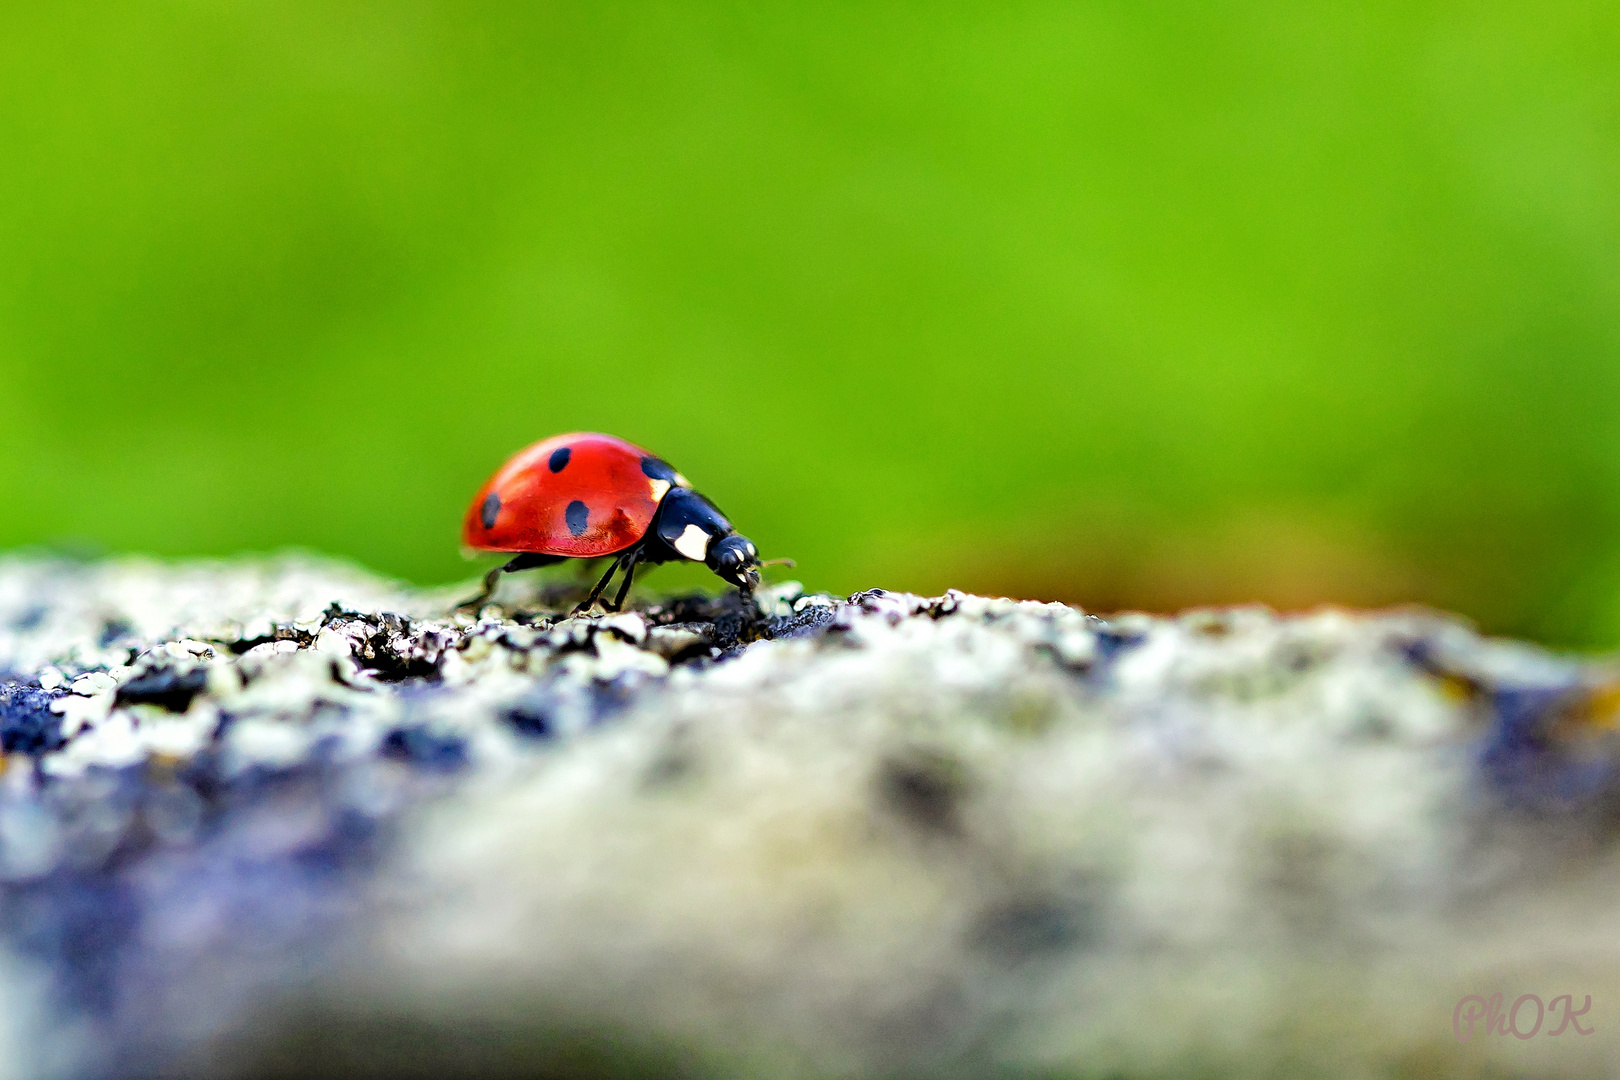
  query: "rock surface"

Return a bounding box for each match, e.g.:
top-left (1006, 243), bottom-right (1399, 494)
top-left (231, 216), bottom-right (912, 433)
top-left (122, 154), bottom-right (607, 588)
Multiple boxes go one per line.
top-left (0, 553), bottom-right (1618, 1079)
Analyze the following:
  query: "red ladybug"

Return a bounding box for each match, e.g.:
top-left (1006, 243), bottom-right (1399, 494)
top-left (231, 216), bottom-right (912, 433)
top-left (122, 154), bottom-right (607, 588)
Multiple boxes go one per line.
top-left (460, 432), bottom-right (763, 612)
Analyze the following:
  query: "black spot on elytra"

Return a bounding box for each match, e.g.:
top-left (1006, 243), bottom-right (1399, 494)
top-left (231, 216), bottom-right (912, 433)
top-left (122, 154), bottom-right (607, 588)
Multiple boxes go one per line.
top-left (640, 456), bottom-right (678, 483)
top-left (548, 447), bottom-right (571, 473)
top-left (878, 750), bottom-right (969, 835)
top-left (565, 500), bottom-right (589, 537)
top-left (480, 492), bottom-right (500, 531)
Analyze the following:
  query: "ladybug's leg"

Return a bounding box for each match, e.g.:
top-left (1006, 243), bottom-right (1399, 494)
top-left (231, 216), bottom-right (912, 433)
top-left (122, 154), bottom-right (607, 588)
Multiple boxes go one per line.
top-left (574, 554), bottom-right (626, 614)
top-left (454, 565), bottom-right (507, 614)
top-left (608, 550), bottom-right (641, 612)
top-left (455, 552), bottom-right (565, 615)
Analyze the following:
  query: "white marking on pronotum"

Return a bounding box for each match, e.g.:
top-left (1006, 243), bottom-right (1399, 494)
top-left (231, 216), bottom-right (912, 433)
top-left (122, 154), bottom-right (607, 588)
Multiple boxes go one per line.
top-left (647, 478), bottom-right (672, 503)
top-left (673, 472), bottom-right (690, 488)
top-left (673, 524), bottom-right (710, 561)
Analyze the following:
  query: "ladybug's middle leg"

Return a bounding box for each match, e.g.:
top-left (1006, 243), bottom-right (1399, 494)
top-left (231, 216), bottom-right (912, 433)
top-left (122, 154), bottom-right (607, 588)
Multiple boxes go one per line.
top-left (607, 549), bottom-right (642, 612)
top-left (575, 553), bottom-right (627, 614)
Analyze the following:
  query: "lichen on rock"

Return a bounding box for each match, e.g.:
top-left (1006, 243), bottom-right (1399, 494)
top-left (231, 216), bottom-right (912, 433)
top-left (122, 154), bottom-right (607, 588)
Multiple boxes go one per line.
top-left (0, 553), bottom-right (1617, 1079)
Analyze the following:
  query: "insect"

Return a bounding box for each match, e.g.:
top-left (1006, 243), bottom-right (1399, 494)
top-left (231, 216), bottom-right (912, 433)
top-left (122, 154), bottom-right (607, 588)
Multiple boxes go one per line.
top-left (459, 432), bottom-right (768, 613)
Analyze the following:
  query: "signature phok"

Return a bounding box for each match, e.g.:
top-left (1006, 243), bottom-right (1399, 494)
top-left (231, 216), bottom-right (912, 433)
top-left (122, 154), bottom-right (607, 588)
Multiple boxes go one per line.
top-left (1453, 993), bottom-right (1594, 1042)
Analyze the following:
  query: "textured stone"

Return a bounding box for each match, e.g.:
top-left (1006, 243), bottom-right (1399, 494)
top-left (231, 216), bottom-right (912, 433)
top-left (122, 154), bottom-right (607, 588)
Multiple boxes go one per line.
top-left (0, 554), bottom-right (1616, 1078)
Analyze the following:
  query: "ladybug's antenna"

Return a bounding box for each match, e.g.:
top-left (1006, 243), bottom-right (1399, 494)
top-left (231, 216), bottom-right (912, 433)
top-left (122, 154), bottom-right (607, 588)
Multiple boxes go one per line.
top-left (759, 557), bottom-right (795, 568)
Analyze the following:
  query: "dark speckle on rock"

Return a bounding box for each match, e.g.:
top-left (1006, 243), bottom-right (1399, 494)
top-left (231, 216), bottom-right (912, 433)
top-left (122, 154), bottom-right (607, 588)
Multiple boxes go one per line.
top-left (1093, 627), bottom-right (1147, 662)
top-left (589, 675), bottom-right (648, 723)
top-left (0, 682), bottom-right (67, 754)
top-left (5, 872), bottom-right (139, 1014)
top-left (877, 750), bottom-right (969, 836)
top-left (323, 611), bottom-right (447, 682)
top-left (766, 602), bottom-right (838, 641)
top-left (641, 744), bottom-right (698, 790)
top-left (11, 605), bottom-right (46, 631)
top-left (969, 895), bottom-right (1093, 964)
top-left (503, 697), bottom-right (556, 738)
top-left (380, 727), bottom-right (467, 772)
top-left (98, 620), bottom-right (133, 648)
top-left (115, 668), bottom-right (210, 713)
top-left (1475, 682), bottom-right (1620, 812)
top-left (643, 589), bottom-right (835, 656)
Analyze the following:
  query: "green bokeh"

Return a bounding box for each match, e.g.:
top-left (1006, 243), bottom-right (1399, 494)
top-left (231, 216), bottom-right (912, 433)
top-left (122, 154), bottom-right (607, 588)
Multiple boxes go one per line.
top-left (2, 2), bottom-right (1617, 644)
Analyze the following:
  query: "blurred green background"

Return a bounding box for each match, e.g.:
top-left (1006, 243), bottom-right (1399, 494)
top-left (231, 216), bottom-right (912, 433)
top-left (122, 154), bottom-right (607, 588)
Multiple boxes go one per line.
top-left (2, 2), bottom-right (1617, 645)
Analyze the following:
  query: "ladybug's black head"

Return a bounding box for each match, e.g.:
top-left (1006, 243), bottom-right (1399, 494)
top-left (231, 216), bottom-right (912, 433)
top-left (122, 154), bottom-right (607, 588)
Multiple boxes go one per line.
top-left (707, 533), bottom-right (760, 590)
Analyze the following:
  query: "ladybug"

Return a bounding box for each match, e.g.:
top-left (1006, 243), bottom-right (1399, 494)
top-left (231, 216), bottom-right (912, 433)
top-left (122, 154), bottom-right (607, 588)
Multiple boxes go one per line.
top-left (459, 432), bottom-right (765, 613)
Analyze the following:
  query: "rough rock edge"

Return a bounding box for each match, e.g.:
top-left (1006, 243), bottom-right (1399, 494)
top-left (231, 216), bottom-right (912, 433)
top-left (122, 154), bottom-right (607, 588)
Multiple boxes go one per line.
top-left (0, 555), bottom-right (1617, 1079)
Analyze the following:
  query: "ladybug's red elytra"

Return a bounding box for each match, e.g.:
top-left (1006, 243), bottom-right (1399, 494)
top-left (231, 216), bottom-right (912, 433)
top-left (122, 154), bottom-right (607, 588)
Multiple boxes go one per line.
top-left (459, 432), bottom-right (763, 613)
